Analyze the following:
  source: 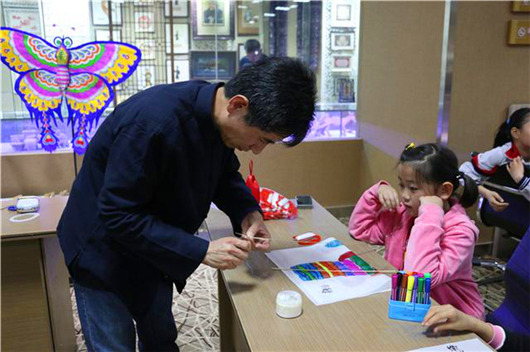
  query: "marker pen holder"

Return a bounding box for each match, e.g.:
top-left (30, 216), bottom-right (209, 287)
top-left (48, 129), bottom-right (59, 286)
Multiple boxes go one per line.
top-left (388, 298), bottom-right (431, 323)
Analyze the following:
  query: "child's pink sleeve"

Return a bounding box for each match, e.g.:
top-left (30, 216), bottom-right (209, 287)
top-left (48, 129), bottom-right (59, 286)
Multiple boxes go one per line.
top-left (349, 181), bottom-right (395, 245)
top-left (403, 204), bottom-right (477, 287)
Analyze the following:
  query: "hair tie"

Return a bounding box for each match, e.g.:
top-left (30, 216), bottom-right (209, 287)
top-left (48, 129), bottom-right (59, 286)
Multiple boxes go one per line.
top-left (405, 142), bottom-right (415, 151)
top-left (455, 172), bottom-right (465, 187)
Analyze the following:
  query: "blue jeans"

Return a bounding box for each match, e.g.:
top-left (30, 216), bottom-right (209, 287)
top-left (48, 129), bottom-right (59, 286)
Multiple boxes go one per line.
top-left (73, 267), bottom-right (179, 352)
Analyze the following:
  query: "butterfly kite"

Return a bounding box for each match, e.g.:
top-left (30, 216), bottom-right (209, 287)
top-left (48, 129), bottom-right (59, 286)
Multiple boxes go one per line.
top-left (0, 27), bottom-right (141, 154)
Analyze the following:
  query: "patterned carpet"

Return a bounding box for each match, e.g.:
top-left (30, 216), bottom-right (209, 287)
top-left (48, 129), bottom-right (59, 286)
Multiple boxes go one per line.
top-left (72, 218), bottom-right (507, 351)
top-left (72, 264), bottom-right (220, 352)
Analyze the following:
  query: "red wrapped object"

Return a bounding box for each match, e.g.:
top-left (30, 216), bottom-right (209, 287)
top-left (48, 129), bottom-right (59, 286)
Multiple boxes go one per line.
top-left (259, 187), bottom-right (298, 220)
top-left (245, 160), bottom-right (260, 202)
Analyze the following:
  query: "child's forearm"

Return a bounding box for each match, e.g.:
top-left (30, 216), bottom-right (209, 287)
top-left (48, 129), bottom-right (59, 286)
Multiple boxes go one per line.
top-left (478, 185), bottom-right (489, 198)
top-left (472, 318), bottom-right (494, 342)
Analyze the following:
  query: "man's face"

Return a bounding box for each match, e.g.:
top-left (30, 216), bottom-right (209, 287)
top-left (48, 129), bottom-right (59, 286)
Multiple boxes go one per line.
top-left (219, 114), bottom-right (283, 155)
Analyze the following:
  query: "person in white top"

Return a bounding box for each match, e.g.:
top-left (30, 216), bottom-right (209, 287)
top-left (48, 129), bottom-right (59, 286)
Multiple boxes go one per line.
top-left (460, 108), bottom-right (530, 211)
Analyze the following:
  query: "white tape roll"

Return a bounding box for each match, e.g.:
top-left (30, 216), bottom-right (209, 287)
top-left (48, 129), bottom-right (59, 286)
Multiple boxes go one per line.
top-left (276, 290), bottom-right (302, 319)
top-left (10, 213), bottom-right (40, 223)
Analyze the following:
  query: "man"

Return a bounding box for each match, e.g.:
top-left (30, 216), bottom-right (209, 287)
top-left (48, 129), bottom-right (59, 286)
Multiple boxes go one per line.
top-left (239, 39), bottom-right (268, 70)
top-left (57, 57), bottom-right (316, 351)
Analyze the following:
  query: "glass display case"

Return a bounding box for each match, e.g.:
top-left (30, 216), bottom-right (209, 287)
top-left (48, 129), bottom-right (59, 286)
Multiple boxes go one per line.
top-left (0, 0), bottom-right (360, 154)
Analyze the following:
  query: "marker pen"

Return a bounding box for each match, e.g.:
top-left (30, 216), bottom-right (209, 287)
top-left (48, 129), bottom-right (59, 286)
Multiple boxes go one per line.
top-left (400, 274), bottom-right (408, 301)
top-left (411, 275), bottom-right (419, 304)
top-left (405, 275), bottom-right (415, 303)
top-left (424, 278), bottom-right (431, 304)
top-left (417, 277), bottom-right (425, 304)
top-left (396, 272), bottom-right (403, 300)
top-left (391, 274), bottom-right (398, 301)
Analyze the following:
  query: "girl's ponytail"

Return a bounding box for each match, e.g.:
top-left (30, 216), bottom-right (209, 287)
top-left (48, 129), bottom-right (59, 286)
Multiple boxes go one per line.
top-left (494, 108), bottom-right (530, 148)
top-left (493, 121), bottom-right (511, 148)
top-left (458, 173), bottom-right (479, 208)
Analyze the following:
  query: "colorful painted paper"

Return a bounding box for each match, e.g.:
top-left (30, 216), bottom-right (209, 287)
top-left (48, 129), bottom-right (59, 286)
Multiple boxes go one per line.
top-left (266, 237), bottom-right (391, 305)
top-left (0, 27), bottom-right (141, 154)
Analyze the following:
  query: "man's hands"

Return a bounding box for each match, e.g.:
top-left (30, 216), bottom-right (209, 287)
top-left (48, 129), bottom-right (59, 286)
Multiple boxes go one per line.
top-left (507, 156), bottom-right (525, 184)
top-left (241, 211), bottom-right (271, 251)
top-left (202, 237), bottom-right (251, 270)
top-left (422, 305), bottom-right (493, 342)
top-left (479, 185), bottom-right (509, 212)
top-left (202, 211), bottom-right (270, 270)
top-left (377, 184), bottom-right (400, 211)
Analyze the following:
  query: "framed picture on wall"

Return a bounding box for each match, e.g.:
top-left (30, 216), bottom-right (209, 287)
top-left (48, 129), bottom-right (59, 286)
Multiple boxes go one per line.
top-left (330, 1), bottom-right (357, 28)
top-left (135, 12), bottom-right (155, 32)
top-left (164, 0), bottom-right (189, 17)
top-left (165, 23), bottom-right (190, 54)
top-left (166, 59), bottom-right (190, 83)
top-left (512, 0), bottom-right (530, 12)
top-left (237, 0), bottom-right (260, 36)
top-left (137, 65), bottom-right (156, 90)
top-left (91, 0), bottom-right (122, 26)
top-left (190, 51), bottom-right (236, 80)
top-left (331, 54), bottom-right (353, 72)
top-left (95, 29), bottom-right (121, 41)
top-left (191, 0), bottom-right (235, 39)
top-left (338, 78), bottom-right (355, 103)
top-left (134, 0), bottom-right (155, 6)
top-left (4, 7), bottom-right (42, 34)
top-left (331, 32), bottom-right (355, 51)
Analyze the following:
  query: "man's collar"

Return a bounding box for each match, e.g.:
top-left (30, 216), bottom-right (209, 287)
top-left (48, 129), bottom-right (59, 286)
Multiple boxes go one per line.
top-left (195, 82), bottom-right (225, 140)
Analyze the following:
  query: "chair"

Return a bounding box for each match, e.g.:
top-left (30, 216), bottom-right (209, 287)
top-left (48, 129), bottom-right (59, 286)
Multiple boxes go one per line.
top-left (487, 227), bottom-right (530, 336)
top-left (474, 181), bottom-right (529, 286)
top-left (477, 181), bottom-right (530, 253)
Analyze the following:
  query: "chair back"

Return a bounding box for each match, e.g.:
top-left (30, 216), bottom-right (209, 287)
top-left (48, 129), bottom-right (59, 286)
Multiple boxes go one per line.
top-left (478, 182), bottom-right (529, 239)
top-left (488, 228), bottom-right (530, 335)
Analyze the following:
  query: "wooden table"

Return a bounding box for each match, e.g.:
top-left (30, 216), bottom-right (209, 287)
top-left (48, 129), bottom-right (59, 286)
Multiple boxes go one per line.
top-left (1, 196), bottom-right (76, 352)
top-left (206, 201), bottom-right (490, 351)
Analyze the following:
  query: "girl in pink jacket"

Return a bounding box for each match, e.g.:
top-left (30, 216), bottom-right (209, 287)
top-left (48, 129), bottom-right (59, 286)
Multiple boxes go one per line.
top-left (349, 143), bottom-right (485, 319)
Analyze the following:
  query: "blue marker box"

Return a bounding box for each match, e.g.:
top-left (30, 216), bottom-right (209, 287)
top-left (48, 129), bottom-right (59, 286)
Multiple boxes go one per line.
top-left (388, 298), bottom-right (431, 323)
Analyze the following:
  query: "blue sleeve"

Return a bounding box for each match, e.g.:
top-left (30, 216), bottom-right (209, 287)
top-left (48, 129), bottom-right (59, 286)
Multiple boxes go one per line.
top-left (98, 121), bottom-right (209, 284)
top-left (213, 151), bottom-right (262, 231)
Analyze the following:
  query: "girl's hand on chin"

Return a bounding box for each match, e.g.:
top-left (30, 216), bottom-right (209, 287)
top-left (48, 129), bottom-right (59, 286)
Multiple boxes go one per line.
top-left (419, 196), bottom-right (443, 208)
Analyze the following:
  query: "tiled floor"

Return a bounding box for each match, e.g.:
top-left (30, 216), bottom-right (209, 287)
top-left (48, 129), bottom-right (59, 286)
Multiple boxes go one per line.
top-left (72, 218), bottom-right (506, 351)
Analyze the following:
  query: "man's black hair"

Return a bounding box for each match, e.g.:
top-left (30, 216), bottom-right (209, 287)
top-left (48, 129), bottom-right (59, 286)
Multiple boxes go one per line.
top-left (224, 57), bottom-right (317, 146)
top-left (244, 39), bottom-right (261, 53)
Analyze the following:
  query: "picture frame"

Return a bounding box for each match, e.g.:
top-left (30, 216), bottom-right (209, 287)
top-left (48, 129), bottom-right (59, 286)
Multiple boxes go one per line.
top-left (135, 12), bottom-right (155, 32)
top-left (137, 65), bottom-right (156, 90)
top-left (512, 0), bottom-right (530, 12)
top-left (165, 23), bottom-right (190, 54)
top-left (330, 1), bottom-right (358, 28)
top-left (166, 59), bottom-right (190, 83)
top-left (134, 0), bottom-right (155, 6)
top-left (136, 39), bottom-right (156, 60)
top-left (331, 32), bottom-right (355, 51)
top-left (237, 0), bottom-right (260, 36)
top-left (331, 54), bottom-right (353, 72)
top-left (191, 0), bottom-right (235, 40)
top-left (190, 51), bottom-right (236, 80)
top-left (507, 20), bottom-right (530, 45)
top-left (3, 7), bottom-right (42, 34)
top-left (164, 0), bottom-right (189, 18)
top-left (338, 78), bottom-right (355, 103)
top-left (91, 0), bottom-right (122, 26)
top-left (94, 29), bottom-right (121, 42)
